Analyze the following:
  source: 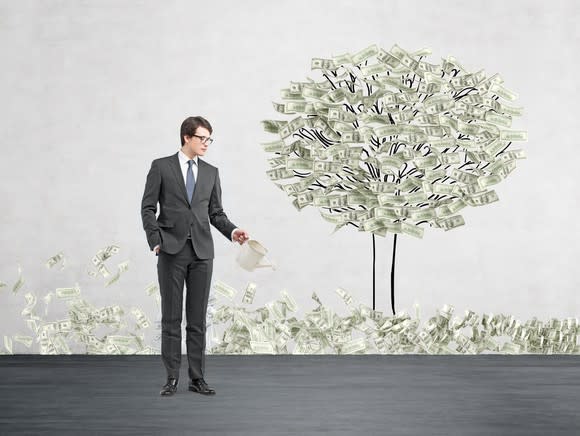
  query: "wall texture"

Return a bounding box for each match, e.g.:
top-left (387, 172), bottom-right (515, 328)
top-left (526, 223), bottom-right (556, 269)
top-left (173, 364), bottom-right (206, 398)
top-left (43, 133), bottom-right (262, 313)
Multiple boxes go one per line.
top-left (1, 0), bottom-right (578, 353)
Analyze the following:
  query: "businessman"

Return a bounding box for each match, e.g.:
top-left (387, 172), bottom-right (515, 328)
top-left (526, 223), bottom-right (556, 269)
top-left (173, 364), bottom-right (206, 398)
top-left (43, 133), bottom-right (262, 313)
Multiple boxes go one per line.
top-left (141, 116), bottom-right (249, 396)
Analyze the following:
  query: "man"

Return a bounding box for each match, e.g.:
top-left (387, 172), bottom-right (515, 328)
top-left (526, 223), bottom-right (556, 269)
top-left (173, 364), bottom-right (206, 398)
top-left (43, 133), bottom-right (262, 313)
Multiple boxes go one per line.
top-left (141, 116), bottom-right (249, 397)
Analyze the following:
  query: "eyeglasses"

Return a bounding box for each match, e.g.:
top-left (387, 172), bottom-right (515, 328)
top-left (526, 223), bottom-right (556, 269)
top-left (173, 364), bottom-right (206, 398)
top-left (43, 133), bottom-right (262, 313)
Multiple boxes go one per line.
top-left (192, 134), bottom-right (214, 145)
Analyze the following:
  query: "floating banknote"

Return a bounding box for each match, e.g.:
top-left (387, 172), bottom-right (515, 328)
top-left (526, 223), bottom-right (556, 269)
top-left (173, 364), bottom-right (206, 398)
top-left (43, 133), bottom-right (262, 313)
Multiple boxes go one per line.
top-left (45, 251), bottom-right (66, 270)
top-left (213, 280), bottom-right (237, 300)
top-left (105, 261), bottom-right (129, 287)
top-left (12, 264), bottom-right (25, 294)
top-left (242, 282), bottom-right (257, 305)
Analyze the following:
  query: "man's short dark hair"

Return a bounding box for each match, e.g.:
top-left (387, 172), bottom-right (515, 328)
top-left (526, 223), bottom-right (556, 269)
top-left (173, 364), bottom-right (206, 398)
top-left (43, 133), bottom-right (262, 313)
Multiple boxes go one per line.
top-left (180, 116), bottom-right (213, 146)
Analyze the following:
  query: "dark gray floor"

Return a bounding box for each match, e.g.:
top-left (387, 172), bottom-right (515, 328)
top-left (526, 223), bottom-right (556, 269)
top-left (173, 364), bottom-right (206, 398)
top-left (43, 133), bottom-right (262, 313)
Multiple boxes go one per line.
top-left (0, 355), bottom-right (579, 435)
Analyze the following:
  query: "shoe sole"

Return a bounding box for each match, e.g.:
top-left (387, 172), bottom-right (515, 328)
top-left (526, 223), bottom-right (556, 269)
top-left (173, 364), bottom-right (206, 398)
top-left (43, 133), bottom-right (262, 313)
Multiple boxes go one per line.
top-left (188, 387), bottom-right (216, 395)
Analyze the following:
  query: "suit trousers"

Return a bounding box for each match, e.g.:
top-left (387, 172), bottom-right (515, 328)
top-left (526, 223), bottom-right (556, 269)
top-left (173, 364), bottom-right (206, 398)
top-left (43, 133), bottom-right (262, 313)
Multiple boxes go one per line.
top-left (157, 238), bottom-right (213, 381)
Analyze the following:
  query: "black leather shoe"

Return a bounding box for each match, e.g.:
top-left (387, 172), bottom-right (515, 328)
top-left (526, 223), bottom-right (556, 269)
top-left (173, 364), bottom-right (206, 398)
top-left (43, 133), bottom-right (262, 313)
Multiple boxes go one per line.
top-left (188, 378), bottom-right (216, 395)
top-left (160, 377), bottom-right (178, 396)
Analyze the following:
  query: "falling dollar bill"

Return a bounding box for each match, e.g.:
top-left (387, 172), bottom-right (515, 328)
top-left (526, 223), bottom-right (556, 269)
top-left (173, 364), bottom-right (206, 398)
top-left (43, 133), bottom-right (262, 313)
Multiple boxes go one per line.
top-left (214, 280), bottom-right (237, 300)
top-left (13, 264), bottom-right (25, 294)
top-left (242, 282), bottom-right (257, 305)
top-left (131, 308), bottom-right (151, 329)
top-left (105, 261), bottom-right (129, 287)
top-left (4, 335), bottom-right (13, 354)
top-left (45, 251), bottom-right (66, 270)
top-left (55, 284), bottom-right (81, 299)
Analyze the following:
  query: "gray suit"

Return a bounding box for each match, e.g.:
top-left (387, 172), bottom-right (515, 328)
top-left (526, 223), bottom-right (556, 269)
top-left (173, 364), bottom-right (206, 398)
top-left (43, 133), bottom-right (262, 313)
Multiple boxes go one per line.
top-left (141, 151), bottom-right (237, 380)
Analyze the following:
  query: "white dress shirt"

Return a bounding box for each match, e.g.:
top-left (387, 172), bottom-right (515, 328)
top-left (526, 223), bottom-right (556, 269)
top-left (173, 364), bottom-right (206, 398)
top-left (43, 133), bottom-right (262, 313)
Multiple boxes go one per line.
top-left (153, 150), bottom-right (238, 250)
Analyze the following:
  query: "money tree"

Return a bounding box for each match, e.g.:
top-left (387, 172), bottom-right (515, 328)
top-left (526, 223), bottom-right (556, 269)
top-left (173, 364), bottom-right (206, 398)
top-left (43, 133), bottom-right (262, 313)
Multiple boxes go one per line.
top-left (261, 44), bottom-right (527, 315)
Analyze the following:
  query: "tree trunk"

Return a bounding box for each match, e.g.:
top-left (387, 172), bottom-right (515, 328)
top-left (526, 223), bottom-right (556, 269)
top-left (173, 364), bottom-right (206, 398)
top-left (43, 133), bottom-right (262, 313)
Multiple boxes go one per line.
top-left (390, 233), bottom-right (397, 315)
top-left (372, 233), bottom-right (376, 310)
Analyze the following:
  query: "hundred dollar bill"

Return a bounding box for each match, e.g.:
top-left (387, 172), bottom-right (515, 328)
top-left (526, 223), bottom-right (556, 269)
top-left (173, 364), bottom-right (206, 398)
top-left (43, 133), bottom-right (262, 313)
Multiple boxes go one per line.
top-left (95, 263), bottom-right (111, 278)
top-left (103, 244), bottom-right (120, 259)
top-left (408, 207), bottom-right (436, 221)
top-left (422, 169), bottom-right (447, 183)
top-left (131, 308), bottom-right (150, 329)
top-left (280, 289), bottom-right (298, 312)
top-left (413, 155), bottom-right (438, 169)
top-left (431, 183), bottom-right (456, 196)
top-left (106, 335), bottom-right (137, 348)
top-left (335, 287), bottom-right (353, 306)
top-left (12, 264), bottom-right (25, 294)
top-left (436, 215), bottom-right (465, 231)
top-left (261, 121), bottom-right (286, 134)
top-left (477, 174), bottom-right (503, 189)
top-left (487, 159), bottom-right (517, 178)
top-left (489, 82), bottom-right (518, 101)
top-left (4, 336), bottom-right (13, 354)
top-left (497, 148), bottom-right (526, 162)
top-left (484, 111), bottom-right (512, 128)
top-left (21, 292), bottom-right (37, 316)
top-left (450, 168), bottom-right (479, 184)
top-left (499, 130), bottom-right (527, 141)
top-left (499, 103), bottom-right (524, 116)
top-left (465, 190), bottom-right (499, 206)
top-left (341, 337), bottom-right (367, 354)
top-left (55, 284), bottom-right (81, 299)
top-left (401, 222), bottom-right (424, 239)
top-left (377, 193), bottom-right (407, 206)
top-left (145, 282), bottom-right (158, 296)
top-left (283, 101), bottom-right (308, 113)
top-left (265, 301), bottom-right (285, 320)
top-left (45, 251), bottom-right (66, 270)
top-left (286, 157), bottom-right (314, 171)
top-left (328, 108), bottom-right (357, 122)
top-left (12, 335), bottom-right (33, 348)
top-left (250, 340), bottom-right (275, 354)
top-left (90, 246), bottom-right (120, 269)
top-left (318, 211), bottom-right (344, 224)
top-left (242, 282), bottom-right (257, 305)
top-left (370, 310), bottom-right (383, 322)
top-left (332, 52), bottom-right (353, 65)
top-left (214, 281), bottom-right (237, 300)
top-left (56, 320), bottom-right (72, 332)
top-left (359, 63), bottom-right (388, 77)
top-left (105, 261), bottom-right (129, 287)
top-left (42, 291), bottom-right (54, 315)
top-left (311, 58), bottom-right (337, 70)
top-left (266, 168), bottom-right (295, 181)
top-left (311, 291), bottom-right (323, 307)
top-left (351, 44), bottom-right (380, 65)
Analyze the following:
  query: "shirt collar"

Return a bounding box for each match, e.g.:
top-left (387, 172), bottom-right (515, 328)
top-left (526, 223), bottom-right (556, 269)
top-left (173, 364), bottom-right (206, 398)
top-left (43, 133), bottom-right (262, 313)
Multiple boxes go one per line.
top-left (178, 149), bottom-right (198, 165)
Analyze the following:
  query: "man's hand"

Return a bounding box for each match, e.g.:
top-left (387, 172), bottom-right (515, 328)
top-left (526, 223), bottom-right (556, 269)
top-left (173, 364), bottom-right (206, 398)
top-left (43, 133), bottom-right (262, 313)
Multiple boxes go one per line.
top-left (232, 229), bottom-right (250, 245)
top-left (153, 244), bottom-right (160, 255)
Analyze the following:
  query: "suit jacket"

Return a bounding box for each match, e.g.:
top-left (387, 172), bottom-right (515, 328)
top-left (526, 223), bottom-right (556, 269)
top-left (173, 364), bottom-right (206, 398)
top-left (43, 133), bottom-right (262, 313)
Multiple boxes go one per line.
top-left (141, 151), bottom-right (237, 259)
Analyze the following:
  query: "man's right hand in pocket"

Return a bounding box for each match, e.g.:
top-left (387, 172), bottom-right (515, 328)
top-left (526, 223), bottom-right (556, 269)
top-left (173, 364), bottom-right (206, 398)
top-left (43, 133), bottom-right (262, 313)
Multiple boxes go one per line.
top-left (153, 244), bottom-right (160, 255)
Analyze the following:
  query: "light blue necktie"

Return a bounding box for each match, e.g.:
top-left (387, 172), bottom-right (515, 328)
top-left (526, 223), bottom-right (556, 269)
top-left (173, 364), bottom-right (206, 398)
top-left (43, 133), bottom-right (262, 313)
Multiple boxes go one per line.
top-left (186, 159), bottom-right (196, 204)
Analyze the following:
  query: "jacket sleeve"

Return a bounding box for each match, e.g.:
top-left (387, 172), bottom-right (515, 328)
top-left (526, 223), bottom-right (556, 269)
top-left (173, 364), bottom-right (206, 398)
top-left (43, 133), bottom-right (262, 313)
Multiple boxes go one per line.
top-left (141, 160), bottom-right (162, 250)
top-left (209, 168), bottom-right (237, 241)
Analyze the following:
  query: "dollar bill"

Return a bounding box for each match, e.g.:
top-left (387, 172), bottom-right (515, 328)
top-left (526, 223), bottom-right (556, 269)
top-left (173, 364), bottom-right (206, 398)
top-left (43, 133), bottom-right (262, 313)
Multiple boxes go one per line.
top-left (214, 281), bottom-right (237, 300)
top-left (242, 283), bottom-right (257, 305)
top-left (45, 251), bottom-right (66, 270)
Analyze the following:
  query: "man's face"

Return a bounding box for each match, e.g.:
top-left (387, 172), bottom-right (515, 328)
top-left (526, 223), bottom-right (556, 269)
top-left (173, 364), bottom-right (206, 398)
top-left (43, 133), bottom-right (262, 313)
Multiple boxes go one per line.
top-left (183, 127), bottom-right (211, 157)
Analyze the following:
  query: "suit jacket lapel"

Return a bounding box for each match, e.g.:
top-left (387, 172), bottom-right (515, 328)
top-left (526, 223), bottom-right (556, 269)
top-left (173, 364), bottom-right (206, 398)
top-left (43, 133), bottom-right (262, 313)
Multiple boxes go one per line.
top-left (191, 158), bottom-right (205, 203)
top-left (170, 152), bottom-right (188, 204)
